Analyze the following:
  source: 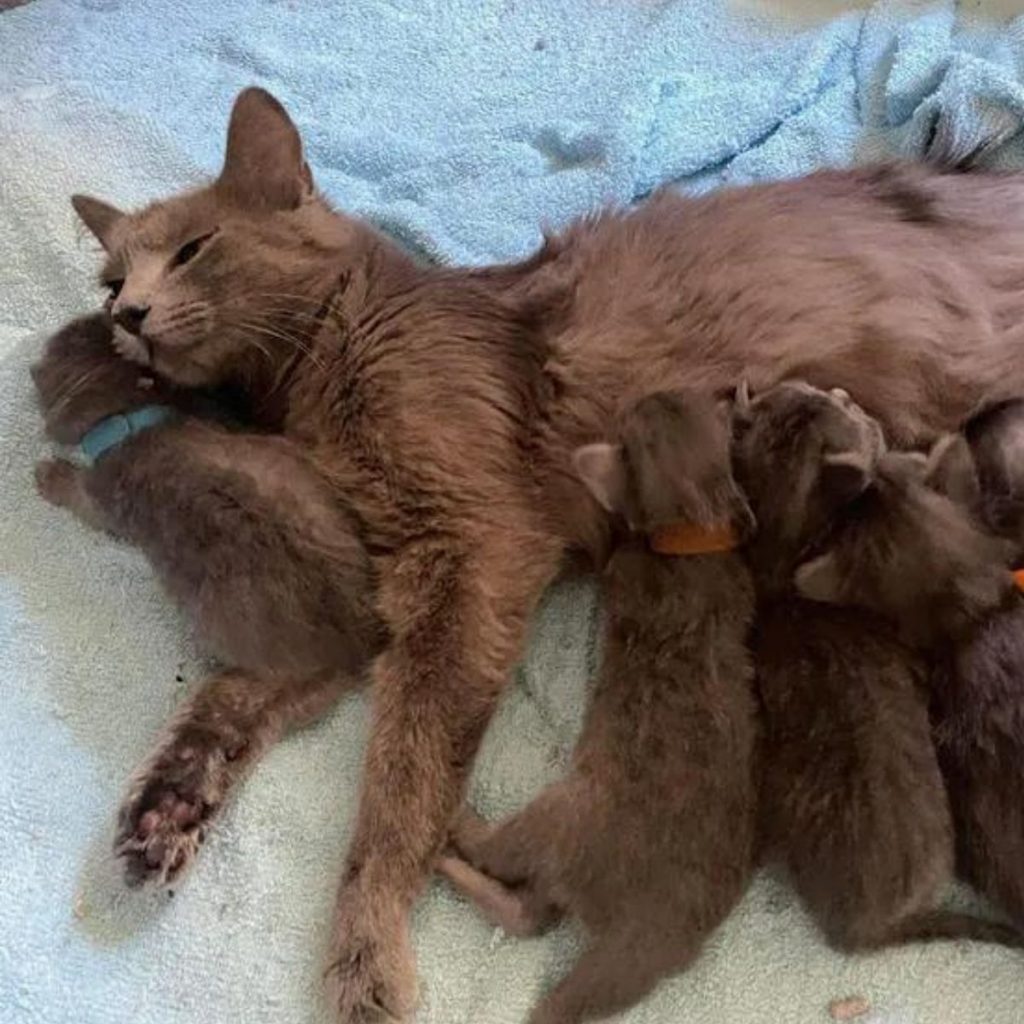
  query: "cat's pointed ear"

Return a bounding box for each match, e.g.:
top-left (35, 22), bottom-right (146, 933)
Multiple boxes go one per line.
top-left (821, 450), bottom-right (873, 505)
top-left (218, 87), bottom-right (314, 210)
top-left (573, 442), bottom-right (627, 514)
top-left (794, 553), bottom-right (843, 603)
top-left (71, 194), bottom-right (125, 250)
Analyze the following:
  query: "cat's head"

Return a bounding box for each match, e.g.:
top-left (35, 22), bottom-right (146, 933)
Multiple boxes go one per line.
top-left (71, 88), bottom-right (375, 387)
top-left (927, 397), bottom-right (1024, 559)
top-left (572, 389), bottom-right (755, 540)
top-left (730, 380), bottom-right (886, 583)
top-left (31, 312), bottom-right (174, 443)
top-left (793, 450), bottom-right (1015, 644)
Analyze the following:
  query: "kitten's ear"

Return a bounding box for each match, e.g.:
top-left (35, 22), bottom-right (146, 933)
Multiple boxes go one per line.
top-left (925, 433), bottom-right (980, 506)
top-left (821, 450), bottom-right (873, 505)
top-left (794, 553), bottom-right (843, 603)
top-left (71, 194), bottom-right (125, 250)
top-left (218, 87), bottom-right (314, 210)
top-left (733, 379), bottom-right (753, 426)
top-left (573, 443), bottom-right (627, 514)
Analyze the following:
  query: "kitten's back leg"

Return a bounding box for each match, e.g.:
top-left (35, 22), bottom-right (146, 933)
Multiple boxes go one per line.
top-left (436, 854), bottom-right (556, 937)
top-left (116, 667), bottom-right (359, 886)
top-left (528, 931), bottom-right (692, 1024)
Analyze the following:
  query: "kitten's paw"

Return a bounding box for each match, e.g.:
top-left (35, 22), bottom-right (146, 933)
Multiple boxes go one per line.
top-left (326, 891), bottom-right (418, 1023)
top-left (34, 458), bottom-right (78, 507)
top-left (115, 723), bottom-right (248, 886)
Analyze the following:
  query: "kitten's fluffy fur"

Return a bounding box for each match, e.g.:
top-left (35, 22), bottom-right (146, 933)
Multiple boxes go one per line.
top-left (33, 312), bottom-right (384, 883)
top-left (796, 409), bottom-right (1024, 932)
top-left (733, 382), bottom-right (1019, 949)
top-left (440, 392), bottom-right (758, 1024)
top-left (67, 86), bottom-right (1024, 1020)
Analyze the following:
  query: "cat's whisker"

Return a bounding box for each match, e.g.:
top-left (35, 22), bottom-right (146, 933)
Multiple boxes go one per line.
top-left (230, 318), bottom-right (328, 372)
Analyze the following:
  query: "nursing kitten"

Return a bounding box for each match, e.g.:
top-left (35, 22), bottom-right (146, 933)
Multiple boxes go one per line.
top-left (440, 391), bottom-right (758, 1024)
top-left (796, 413), bottom-right (1024, 932)
top-left (927, 397), bottom-right (1024, 557)
top-left (33, 312), bottom-right (385, 884)
top-left (732, 381), bottom-right (1018, 949)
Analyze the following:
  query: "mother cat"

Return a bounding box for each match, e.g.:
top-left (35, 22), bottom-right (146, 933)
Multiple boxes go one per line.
top-left (70, 87), bottom-right (1024, 1022)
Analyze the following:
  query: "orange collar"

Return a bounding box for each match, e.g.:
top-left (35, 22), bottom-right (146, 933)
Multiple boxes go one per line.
top-left (1013, 568), bottom-right (1024, 592)
top-left (648, 522), bottom-right (739, 556)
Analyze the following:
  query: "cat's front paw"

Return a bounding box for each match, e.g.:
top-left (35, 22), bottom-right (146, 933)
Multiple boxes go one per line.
top-left (325, 888), bottom-right (418, 1023)
top-left (34, 458), bottom-right (79, 508)
top-left (115, 722), bottom-right (249, 886)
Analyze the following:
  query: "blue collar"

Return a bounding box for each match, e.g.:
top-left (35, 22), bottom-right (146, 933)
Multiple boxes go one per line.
top-left (80, 405), bottom-right (176, 462)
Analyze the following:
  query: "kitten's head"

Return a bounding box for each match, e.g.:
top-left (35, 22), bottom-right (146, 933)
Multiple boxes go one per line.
top-left (71, 88), bottom-right (371, 387)
top-left (572, 389), bottom-right (754, 539)
top-left (793, 451), bottom-right (1015, 644)
top-left (31, 312), bottom-right (174, 443)
top-left (928, 398), bottom-right (1024, 558)
top-left (731, 380), bottom-right (886, 583)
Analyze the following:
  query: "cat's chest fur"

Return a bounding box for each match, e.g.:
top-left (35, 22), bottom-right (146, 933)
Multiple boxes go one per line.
top-left (280, 285), bottom-right (551, 548)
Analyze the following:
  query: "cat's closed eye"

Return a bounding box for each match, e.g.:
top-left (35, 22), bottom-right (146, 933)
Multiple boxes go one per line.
top-left (173, 231), bottom-right (215, 269)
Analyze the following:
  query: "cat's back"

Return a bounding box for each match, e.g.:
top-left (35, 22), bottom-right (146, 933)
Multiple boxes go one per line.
top-left (546, 165), bottom-right (1024, 445)
top-left (582, 551), bottom-right (757, 806)
top-left (941, 599), bottom-right (1024, 755)
top-left (757, 598), bottom-right (947, 850)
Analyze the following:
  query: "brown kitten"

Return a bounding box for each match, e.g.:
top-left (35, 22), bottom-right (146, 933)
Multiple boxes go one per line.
top-left (794, 428), bottom-right (1024, 933)
top-left (70, 86), bottom-right (1024, 1021)
top-left (733, 382), bottom-right (1019, 950)
top-left (440, 391), bottom-right (758, 1024)
top-left (33, 312), bottom-right (385, 884)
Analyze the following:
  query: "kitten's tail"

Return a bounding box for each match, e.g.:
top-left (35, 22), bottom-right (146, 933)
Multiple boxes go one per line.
top-left (884, 910), bottom-right (1024, 949)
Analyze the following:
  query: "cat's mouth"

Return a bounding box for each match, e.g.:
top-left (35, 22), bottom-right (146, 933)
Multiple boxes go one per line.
top-left (112, 324), bottom-right (155, 367)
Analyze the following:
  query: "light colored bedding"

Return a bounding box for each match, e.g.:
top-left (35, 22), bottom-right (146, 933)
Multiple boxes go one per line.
top-left (3, 1), bottom-right (1024, 1021)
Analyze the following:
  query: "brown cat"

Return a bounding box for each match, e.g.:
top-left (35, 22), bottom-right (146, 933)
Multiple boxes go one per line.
top-left (794, 413), bottom-right (1024, 933)
top-left (33, 311), bottom-right (384, 884)
top-left (69, 85), bottom-right (1024, 1020)
top-left (438, 390), bottom-right (757, 1024)
top-left (732, 381), bottom-right (1019, 950)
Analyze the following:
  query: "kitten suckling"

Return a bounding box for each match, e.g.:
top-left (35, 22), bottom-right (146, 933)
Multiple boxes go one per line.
top-left (33, 312), bottom-right (385, 884)
top-left (732, 381), bottom-right (1020, 950)
top-left (795, 405), bottom-right (1024, 934)
top-left (439, 391), bottom-right (759, 1024)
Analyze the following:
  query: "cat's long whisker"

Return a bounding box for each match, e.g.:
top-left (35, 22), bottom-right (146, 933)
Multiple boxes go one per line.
top-left (229, 318), bottom-right (328, 372)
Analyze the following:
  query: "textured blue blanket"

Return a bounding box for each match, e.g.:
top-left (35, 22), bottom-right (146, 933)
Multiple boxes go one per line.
top-left (2, 2), bottom-right (1024, 1022)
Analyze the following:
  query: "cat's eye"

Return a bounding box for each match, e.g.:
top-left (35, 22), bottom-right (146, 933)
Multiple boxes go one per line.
top-left (172, 232), bottom-right (214, 269)
top-left (105, 278), bottom-right (124, 300)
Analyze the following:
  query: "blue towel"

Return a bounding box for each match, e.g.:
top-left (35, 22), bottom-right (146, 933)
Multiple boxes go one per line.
top-left (3, 2), bottom-right (1024, 1023)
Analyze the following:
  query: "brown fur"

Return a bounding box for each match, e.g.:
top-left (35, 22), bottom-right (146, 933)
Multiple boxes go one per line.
top-left (794, 422), bottom-right (1024, 934)
top-left (734, 383), bottom-right (1020, 951)
top-left (32, 312), bottom-right (384, 884)
top-left (69, 86), bottom-right (1024, 1020)
top-left (440, 391), bottom-right (757, 1024)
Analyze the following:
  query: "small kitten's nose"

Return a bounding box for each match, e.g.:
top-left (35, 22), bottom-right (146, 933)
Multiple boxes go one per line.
top-left (113, 303), bottom-right (151, 336)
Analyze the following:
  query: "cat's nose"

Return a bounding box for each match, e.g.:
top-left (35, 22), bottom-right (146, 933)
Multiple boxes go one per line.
top-left (113, 303), bottom-right (151, 336)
